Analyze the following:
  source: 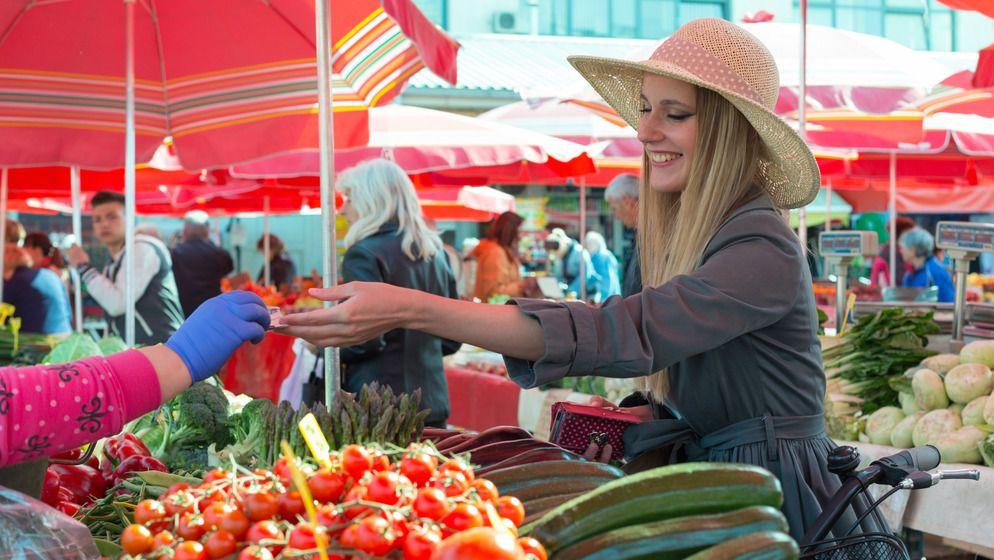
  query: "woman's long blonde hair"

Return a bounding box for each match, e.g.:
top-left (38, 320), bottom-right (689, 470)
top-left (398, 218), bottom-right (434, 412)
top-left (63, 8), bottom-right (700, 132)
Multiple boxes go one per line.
top-left (637, 87), bottom-right (767, 400)
top-left (339, 159), bottom-right (442, 261)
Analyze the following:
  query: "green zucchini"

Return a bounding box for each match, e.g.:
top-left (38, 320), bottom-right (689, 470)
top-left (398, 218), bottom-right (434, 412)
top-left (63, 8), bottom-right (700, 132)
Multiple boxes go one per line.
top-left (484, 460), bottom-right (624, 494)
top-left (685, 531), bottom-right (799, 560)
top-left (554, 506), bottom-right (789, 560)
top-left (527, 462), bottom-right (782, 553)
top-left (506, 477), bottom-right (607, 502)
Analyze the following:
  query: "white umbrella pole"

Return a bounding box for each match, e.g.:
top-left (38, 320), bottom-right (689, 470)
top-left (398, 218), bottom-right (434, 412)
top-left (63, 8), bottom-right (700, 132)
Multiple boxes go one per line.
top-left (315, 0), bottom-right (341, 407)
top-left (824, 182), bottom-right (832, 233)
top-left (263, 196), bottom-right (271, 286)
top-left (796, 0), bottom-right (809, 249)
top-left (889, 151), bottom-right (897, 288)
top-left (71, 166), bottom-right (84, 333)
top-left (124, 0), bottom-right (137, 346)
top-left (579, 177), bottom-right (587, 301)
top-left (0, 168), bottom-right (7, 305)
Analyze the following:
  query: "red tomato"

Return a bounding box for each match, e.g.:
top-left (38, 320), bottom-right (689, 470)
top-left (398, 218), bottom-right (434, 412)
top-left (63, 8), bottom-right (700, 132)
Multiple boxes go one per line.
top-left (307, 469), bottom-right (346, 504)
top-left (316, 504), bottom-right (345, 532)
top-left (273, 458), bottom-right (294, 483)
top-left (370, 451), bottom-right (391, 472)
top-left (202, 468), bottom-right (229, 485)
top-left (197, 488), bottom-right (228, 512)
top-left (439, 459), bottom-right (475, 482)
top-left (413, 487), bottom-right (451, 520)
top-left (164, 482), bottom-right (190, 497)
top-left (401, 453), bottom-right (437, 487)
top-left (246, 520), bottom-right (285, 545)
top-left (237, 545), bottom-right (275, 560)
top-left (176, 513), bottom-right (208, 541)
top-left (120, 524), bottom-right (154, 555)
top-left (152, 530), bottom-right (175, 551)
top-left (204, 530), bottom-right (238, 559)
top-left (341, 445), bottom-right (373, 480)
top-left (431, 527), bottom-right (525, 560)
top-left (441, 503), bottom-right (484, 533)
top-left (279, 490), bottom-right (307, 521)
top-left (218, 508), bottom-right (250, 539)
top-left (518, 537), bottom-right (548, 560)
top-left (173, 540), bottom-right (208, 560)
top-left (339, 524), bottom-right (361, 549)
top-left (355, 516), bottom-right (396, 556)
top-left (367, 471), bottom-right (402, 506)
top-left (433, 470), bottom-right (469, 498)
top-left (162, 490), bottom-right (195, 517)
top-left (202, 502), bottom-right (232, 530)
top-left (243, 491), bottom-right (280, 521)
top-left (471, 479), bottom-right (500, 502)
top-left (496, 496), bottom-right (525, 527)
top-left (343, 485), bottom-right (369, 519)
top-left (402, 526), bottom-right (442, 560)
top-left (133, 499), bottom-right (167, 528)
top-left (288, 523), bottom-right (324, 550)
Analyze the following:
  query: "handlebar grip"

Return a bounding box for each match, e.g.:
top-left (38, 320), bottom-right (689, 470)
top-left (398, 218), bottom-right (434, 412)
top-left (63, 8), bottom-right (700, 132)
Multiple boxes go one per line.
top-left (880, 445), bottom-right (941, 472)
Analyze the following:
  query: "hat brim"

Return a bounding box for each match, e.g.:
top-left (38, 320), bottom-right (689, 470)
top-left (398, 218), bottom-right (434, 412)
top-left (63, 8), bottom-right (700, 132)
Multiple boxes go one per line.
top-left (568, 55), bottom-right (820, 210)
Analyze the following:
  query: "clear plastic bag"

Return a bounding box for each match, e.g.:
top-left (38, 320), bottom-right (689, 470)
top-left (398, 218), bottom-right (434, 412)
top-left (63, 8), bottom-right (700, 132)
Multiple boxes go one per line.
top-left (0, 486), bottom-right (99, 560)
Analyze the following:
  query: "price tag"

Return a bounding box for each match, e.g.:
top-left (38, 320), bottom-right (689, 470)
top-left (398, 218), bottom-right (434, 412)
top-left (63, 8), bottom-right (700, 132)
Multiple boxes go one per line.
top-left (840, 293), bottom-right (857, 334)
top-left (298, 413), bottom-right (333, 469)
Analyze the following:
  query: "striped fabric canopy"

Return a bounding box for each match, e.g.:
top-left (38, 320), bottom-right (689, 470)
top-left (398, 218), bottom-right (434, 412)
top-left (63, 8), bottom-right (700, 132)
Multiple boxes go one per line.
top-left (0, 0), bottom-right (458, 171)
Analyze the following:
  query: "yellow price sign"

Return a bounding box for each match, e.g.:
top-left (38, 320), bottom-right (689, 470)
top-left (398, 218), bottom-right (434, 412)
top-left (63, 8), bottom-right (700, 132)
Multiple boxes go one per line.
top-left (280, 440), bottom-right (329, 560)
top-left (298, 413), bottom-right (333, 469)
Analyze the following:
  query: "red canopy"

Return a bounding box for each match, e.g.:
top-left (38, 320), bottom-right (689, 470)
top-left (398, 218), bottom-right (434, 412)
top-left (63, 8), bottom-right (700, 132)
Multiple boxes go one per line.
top-left (938, 1), bottom-right (994, 18)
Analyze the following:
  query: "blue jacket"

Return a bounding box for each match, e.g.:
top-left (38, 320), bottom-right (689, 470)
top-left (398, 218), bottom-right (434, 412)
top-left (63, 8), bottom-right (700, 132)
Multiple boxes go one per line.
top-left (590, 249), bottom-right (621, 302)
top-left (561, 241), bottom-right (600, 298)
top-left (3, 266), bottom-right (71, 334)
top-left (903, 256), bottom-right (955, 303)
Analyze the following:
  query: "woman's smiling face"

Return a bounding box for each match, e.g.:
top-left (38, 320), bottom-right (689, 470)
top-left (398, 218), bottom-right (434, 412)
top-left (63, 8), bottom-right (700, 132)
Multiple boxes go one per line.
top-left (637, 73), bottom-right (698, 193)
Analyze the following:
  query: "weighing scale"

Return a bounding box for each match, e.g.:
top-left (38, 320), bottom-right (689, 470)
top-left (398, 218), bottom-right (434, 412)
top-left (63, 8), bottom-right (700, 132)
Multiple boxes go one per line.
top-left (935, 221), bottom-right (994, 351)
top-left (819, 231), bottom-right (879, 330)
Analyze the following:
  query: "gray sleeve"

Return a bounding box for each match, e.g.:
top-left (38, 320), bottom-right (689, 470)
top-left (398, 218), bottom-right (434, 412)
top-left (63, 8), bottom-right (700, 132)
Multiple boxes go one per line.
top-left (504, 212), bottom-right (802, 389)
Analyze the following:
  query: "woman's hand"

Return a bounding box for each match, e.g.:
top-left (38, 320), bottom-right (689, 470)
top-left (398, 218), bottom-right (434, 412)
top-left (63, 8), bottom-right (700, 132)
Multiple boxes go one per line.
top-left (280, 282), bottom-right (415, 348)
top-left (582, 395), bottom-right (654, 464)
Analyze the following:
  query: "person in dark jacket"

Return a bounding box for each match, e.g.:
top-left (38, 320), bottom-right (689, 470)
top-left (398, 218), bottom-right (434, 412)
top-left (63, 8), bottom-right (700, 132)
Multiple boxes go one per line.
top-left (605, 173), bottom-right (642, 297)
top-left (3, 241), bottom-right (71, 335)
top-left (171, 211), bottom-right (234, 317)
top-left (336, 158), bottom-right (460, 427)
top-left (256, 233), bottom-right (296, 291)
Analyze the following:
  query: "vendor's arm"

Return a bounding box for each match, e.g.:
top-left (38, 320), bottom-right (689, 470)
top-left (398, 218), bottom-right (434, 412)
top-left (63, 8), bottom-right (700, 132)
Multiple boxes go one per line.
top-left (339, 246), bottom-right (389, 363)
top-left (0, 291), bottom-right (269, 467)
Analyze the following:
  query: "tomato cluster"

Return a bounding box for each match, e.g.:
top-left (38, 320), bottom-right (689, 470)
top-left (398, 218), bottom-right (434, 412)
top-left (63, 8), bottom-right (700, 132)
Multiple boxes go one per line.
top-left (119, 443), bottom-right (547, 560)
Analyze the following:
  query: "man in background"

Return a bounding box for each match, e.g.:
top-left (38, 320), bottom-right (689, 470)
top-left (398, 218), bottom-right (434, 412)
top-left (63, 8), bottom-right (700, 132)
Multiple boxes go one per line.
top-left (171, 211), bottom-right (234, 317)
top-left (66, 191), bottom-right (184, 344)
top-left (605, 173), bottom-right (641, 297)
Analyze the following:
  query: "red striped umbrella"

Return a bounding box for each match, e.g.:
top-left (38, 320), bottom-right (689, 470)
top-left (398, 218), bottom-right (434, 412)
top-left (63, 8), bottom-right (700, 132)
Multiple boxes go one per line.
top-left (938, 1), bottom-right (994, 18)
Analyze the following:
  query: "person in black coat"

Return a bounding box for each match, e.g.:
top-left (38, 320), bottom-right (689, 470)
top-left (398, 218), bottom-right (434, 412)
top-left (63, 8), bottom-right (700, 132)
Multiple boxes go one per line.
top-left (257, 234), bottom-right (297, 291)
top-left (171, 211), bottom-right (234, 317)
top-left (336, 158), bottom-right (460, 427)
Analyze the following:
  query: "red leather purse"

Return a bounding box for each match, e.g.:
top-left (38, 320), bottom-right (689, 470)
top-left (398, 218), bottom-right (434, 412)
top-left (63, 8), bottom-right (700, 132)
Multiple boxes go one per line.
top-left (549, 402), bottom-right (642, 461)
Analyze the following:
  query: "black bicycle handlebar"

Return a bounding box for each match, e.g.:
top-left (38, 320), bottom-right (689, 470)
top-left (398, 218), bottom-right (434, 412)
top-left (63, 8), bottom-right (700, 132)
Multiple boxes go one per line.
top-left (876, 445), bottom-right (941, 472)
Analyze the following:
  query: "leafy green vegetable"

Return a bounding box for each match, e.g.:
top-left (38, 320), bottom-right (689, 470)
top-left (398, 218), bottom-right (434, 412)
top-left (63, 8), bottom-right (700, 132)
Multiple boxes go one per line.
top-left (42, 332), bottom-right (102, 364)
top-left (97, 335), bottom-right (128, 356)
top-left (217, 398), bottom-right (276, 467)
top-left (146, 382), bottom-right (232, 471)
top-left (824, 308), bottom-right (940, 414)
top-left (980, 434), bottom-right (994, 468)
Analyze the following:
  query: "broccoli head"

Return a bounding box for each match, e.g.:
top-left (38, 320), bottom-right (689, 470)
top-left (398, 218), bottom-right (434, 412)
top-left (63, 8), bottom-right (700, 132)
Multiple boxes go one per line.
top-left (154, 382), bottom-right (232, 466)
top-left (217, 398), bottom-right (277, 467)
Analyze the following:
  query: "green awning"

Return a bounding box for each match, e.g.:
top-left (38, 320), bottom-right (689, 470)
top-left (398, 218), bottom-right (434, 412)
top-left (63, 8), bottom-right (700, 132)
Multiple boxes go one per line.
top-left (790, 188), bottom-right (852, 228)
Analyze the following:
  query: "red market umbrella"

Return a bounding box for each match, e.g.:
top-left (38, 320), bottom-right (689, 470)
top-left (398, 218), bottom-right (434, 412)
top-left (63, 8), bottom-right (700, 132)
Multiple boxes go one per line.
top-left (938, 1), bottom-right (994, 19)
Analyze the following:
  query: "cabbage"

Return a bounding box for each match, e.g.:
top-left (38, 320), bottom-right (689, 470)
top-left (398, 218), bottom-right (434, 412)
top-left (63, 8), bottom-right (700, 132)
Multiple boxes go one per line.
top-left (961, 340), bottom-right (994, 368)
top-left (984, 392), bottom-right (994, 425)
top-left (865, 407), bottom-right (905, 445)
top-left (962, 396), bottom-right (988, 426)
top-left (913, 369), bottom-right (949, 411)
top-left (921, 354), bottom-right (960, 375)
top-left (944, 363), bottom-right (993, 404)
top-left (949, 403), bottom-right (965, 418)
top-left (899, 391), bottom-right (921, 415)
top-left (891, 412), bottom-right (924, 448)
top-left (935, 426), bottom-right (986, 464)
top-left (980, 435), bottom-right (994, 468)
top-left (912, 409), bottom-right (962, 447)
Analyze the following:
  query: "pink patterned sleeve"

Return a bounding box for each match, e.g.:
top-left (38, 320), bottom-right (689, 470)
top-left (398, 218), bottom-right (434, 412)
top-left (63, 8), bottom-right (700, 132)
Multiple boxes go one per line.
top-left (0, 349), bottom-right (162, 467)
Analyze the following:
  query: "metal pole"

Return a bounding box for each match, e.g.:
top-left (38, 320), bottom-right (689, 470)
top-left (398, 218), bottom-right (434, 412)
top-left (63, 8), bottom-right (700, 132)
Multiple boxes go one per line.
top-left (124, 0), bottom-right (137, 346)
top-left (263, 196), bottom-right (271, 286)
top-left (889, 151), bottom-right (897, 288)
top-left (0, 168), bottom-right (7, 305)
top-left (579, 177), bottom-right (587, 301)
top-left (835, 262), bottom-right (847, 333)
top-left (824, 182), bottom-right (832, 279)
top-left (797, 0), bottom-right (809, 249)
top-left (315, 0), bottom-right (341, 407)
top-left (71, 166), bottom-right (84, 333)
top-left (952, 259), bottom-right (969, 345)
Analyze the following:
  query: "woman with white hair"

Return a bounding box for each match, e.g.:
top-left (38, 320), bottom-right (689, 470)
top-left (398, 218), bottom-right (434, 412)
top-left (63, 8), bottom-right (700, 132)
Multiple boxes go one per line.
top-left (334, 159), bottom-right (461, 427)
top-left (584, 231), bottom-right (621, 302)
top-left (898, 227), bottom-right (954, 302)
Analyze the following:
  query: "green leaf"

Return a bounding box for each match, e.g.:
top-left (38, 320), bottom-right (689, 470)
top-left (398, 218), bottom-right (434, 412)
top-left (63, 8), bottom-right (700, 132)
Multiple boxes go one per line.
top-left (96, 336), bottom-right (128, 356)
top-left (42, 333), bottom-right (102, 364)
top-left (92, 538), bottom-right (122, 558)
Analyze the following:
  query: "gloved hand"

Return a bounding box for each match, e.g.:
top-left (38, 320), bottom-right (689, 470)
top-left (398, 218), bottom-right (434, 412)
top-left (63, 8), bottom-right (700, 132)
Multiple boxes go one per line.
top-left (166, 291), bottom-right (270, 382)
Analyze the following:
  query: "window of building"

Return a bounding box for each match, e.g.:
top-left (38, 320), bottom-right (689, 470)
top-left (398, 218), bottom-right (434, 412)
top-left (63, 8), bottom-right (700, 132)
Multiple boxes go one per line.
top-left (536, 0), bottom-right (729, 39)
top-left (795, 0), bottom-right (958, 51)
top-left (413, 0), bottom-right (447, 29)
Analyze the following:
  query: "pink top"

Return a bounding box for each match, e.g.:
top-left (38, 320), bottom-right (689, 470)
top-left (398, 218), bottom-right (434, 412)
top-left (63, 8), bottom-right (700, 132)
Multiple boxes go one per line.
top-left (0, 350), bottom-right (161, 467)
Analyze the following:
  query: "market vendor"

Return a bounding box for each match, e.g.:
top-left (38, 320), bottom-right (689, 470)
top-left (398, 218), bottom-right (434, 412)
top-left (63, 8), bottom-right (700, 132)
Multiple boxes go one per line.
top-left (899, 227), bottom-right (955, 303)
top-left (282, 18), bottom-right (886, 540)
top-left (0, 291), bottom-right (270, 467)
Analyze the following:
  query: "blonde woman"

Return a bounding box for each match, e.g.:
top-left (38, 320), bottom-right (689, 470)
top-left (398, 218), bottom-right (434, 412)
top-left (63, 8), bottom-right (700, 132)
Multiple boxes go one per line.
top-left (283, 20), bottom-right (881, 538)
top-left (333, 159), bottom-right (460, 428)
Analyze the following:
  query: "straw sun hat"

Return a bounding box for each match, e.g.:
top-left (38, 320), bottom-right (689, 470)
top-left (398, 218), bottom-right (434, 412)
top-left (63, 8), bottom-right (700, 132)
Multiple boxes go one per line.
top-left (568, 18), bottom-right (820, 209)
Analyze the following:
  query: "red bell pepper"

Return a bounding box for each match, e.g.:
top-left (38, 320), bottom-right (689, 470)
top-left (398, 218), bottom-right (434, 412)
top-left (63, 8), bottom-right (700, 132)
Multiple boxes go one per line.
top-left (52, 447), bottom-right (101, 469)
top-left (111, 455), bottom-right (168, 485)
top-left (47, 464), bottom-right (108, 505)
top-left (56, 500), bottom-right (81, 517)
top-left (40, 468), bottom-right (62, 507)
top-left (103, 433), bottom-right (151, 466)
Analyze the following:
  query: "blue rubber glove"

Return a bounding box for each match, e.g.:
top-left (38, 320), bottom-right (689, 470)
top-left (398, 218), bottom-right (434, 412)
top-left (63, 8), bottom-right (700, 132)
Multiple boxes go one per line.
top-left (165, 291), bottom-right (270, 382)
